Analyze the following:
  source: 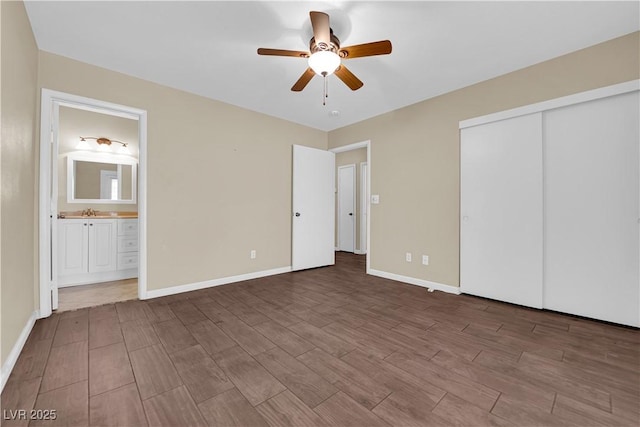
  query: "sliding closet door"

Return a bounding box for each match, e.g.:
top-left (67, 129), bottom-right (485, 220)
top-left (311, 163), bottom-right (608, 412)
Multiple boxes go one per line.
top-left (460, 113), bottom-right (543, 308)
top-left (544, 92), bottom-right (639, 327)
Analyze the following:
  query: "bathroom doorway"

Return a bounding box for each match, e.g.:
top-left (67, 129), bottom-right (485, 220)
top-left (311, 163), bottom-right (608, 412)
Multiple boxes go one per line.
top-left (39, 89), bottom-right (148, 317)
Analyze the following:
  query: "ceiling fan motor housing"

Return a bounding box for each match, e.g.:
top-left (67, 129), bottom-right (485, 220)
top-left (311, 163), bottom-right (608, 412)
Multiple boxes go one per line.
top-left (310, 29), bottom-right (342, 55)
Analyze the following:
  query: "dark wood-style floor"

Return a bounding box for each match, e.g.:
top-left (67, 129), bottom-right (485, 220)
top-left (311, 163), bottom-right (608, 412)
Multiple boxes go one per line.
top-left (2, 252), bottom-right (639, 426)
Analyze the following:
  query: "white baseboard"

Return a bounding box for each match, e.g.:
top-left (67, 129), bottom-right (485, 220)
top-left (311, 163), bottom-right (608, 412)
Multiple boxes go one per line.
top-left (144, 266), bottom-right (292, 300)
top-left (1, 310), bottom-right (38, 393)
top-left (368, 269), bottom-right (461, 295)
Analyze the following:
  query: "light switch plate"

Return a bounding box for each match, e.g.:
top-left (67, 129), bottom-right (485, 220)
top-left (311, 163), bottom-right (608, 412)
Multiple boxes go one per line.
top-left (371, 194), bottom-right (380, 204)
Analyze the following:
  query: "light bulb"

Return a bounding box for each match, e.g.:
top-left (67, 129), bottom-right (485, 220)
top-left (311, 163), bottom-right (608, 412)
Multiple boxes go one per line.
top-left (76, 138), bottom-right (91, 150)
top-left (308, 51), bottom-right (340, 76)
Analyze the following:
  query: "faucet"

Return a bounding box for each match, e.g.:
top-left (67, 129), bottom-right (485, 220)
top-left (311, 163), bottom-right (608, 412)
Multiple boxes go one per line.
top-left (82, 208), bottom-right (97, 217)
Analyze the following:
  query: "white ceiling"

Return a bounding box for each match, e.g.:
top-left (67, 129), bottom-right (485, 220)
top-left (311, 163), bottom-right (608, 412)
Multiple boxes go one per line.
top-left (25, 1), bottom-right (639, 131)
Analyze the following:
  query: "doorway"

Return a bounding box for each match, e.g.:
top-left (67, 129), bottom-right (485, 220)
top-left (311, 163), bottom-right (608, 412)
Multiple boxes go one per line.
top-left (290, 141), bottom-right (371, 273)
top-left (39, 89), bottom-right (148, 318)
top-left (291, 145), bottom-right (336, 271)
top-left (330, 141), bottom-right (371, 272)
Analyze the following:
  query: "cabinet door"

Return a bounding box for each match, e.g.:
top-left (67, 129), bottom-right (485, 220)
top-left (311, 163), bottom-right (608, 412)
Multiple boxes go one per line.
top-left (58, 219), bottom-right (88, 276)
top-left (543, 92), bottom-right (639, 327)
top-left (88, 219), bottom-right (118, 273)
top-left (460, 113), bottom-right (543, 308)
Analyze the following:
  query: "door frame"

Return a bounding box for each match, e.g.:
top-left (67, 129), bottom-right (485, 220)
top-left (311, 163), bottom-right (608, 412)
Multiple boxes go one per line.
top-left (360, 161), bottom-right (368, 254)
top-left (329, 140), bottom-right (371, 273)
top-left (38, 88), bottom-right (148, 318)
top-left (337, 164), bottom-right (356, 252)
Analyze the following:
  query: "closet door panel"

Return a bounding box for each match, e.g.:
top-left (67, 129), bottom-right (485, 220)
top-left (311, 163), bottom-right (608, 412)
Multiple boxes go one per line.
top-left (543, 92), bottom-right (640, 326)
top-left (461, 113), bottom-right (543, 308)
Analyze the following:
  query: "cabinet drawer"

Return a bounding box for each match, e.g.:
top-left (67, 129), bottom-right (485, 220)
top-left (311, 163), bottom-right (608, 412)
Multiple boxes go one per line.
top-left (118, 219), bottom-right (138, 236)
top-left (118, 237), bottom-right (138, 253)
top-left (117, 252), bottom-right (138, 270)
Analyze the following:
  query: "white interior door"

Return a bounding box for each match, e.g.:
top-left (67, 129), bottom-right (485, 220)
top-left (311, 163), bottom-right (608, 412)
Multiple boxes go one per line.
top-left (360, 162), bottom-right (368, 254)
top-left (338, 164), bottom-right (356, 252)
top-left (460, 113), bottom-right (543, 308)
top-left (292, 145), bottom-right (335, 270)
top-left (543, 92), bottom-right (639, 326)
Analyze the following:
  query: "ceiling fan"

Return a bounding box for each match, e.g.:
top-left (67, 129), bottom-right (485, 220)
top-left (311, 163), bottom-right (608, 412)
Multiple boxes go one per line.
top-left (257, 11), bottom-right (392, 97)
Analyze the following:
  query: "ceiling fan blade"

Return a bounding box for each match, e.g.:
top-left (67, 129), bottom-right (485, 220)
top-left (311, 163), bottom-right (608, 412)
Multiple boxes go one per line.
top-left (310, 11), bottom-right (330, 46)
top-left (334, 65), bottom-right (364, 91)
top-left (291, 68), bottom-right (316, 92)
top-left (339, 40), bottom-right (392, 59)
top-left (257, 48), bottom-right (309, 58)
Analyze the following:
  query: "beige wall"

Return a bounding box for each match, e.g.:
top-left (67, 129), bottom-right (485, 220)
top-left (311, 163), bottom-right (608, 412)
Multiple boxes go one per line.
top-left (335, 148), bottom-right (367, 252)
top-left (58, 106), bottom-right (139, 212)
top-left (38, 52), bottom-right (327, 292)
top-left (1, 1), bottom-right (39, 366)
top-left (329, 32), bottom-right (640, 287)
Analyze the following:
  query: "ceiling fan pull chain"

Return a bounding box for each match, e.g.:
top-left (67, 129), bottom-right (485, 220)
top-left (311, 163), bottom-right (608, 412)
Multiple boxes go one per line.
top-left (326, 74), bottom-right (329, 100)
top-left (323, 73), bottom-right (327, 106)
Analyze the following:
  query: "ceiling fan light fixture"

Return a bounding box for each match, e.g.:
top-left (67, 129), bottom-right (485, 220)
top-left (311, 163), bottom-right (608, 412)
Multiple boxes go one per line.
top-left (308, 51), bottom-right (340, 76)
top-left (258, 11), bottom-right (390, 94)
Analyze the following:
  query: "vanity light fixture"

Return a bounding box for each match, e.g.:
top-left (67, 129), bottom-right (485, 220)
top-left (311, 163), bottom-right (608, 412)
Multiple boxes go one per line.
top-left (78, 136), bottom-right (130, 154)
top-left (117, 145), bottom-right (131, 155)
top-left (75, 138), bottom-right (91, 150)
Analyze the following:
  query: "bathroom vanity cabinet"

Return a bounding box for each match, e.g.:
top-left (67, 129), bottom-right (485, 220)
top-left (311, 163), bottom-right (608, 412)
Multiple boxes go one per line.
top-left (58, 217), bottom-right (138, 287)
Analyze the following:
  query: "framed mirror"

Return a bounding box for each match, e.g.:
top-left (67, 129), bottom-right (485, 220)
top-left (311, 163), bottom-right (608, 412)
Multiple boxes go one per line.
top-left (67, 151), bottom-right (137, 204)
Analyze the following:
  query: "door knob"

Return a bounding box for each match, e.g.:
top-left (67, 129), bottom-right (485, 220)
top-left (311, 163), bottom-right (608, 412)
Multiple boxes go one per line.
top-left (295, 212), bottom-right (301, 217)
top-left (349, 213), bottom-right (353, 216)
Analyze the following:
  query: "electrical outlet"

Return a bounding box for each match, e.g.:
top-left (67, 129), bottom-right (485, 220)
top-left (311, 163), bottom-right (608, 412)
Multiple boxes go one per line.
top-left (422, 255), bottom-right (429, 265)
top-left (250, 250), bottom-right (256, 259)
top-left (406, 252), bottom-right (412, 262)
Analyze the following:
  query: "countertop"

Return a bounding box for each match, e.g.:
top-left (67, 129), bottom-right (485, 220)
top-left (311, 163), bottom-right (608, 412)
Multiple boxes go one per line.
top-left (59, 211), bottom-right (138, 219)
